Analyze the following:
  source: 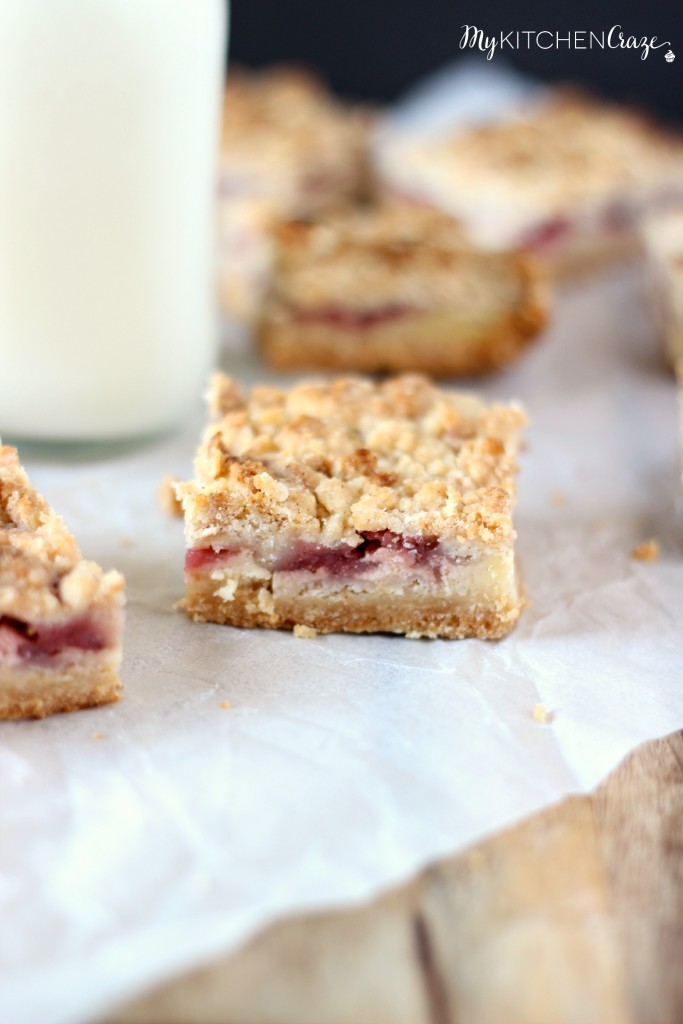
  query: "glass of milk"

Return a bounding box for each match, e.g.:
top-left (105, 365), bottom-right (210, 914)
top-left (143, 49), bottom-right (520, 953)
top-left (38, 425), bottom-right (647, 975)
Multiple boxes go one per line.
top-left (0, 0), bottom-right (227, 442)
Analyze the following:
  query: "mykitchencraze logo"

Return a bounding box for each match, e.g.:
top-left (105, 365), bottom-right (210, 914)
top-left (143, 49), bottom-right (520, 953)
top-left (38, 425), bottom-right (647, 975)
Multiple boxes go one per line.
top-left (460, 25), bottom-right (674, 61)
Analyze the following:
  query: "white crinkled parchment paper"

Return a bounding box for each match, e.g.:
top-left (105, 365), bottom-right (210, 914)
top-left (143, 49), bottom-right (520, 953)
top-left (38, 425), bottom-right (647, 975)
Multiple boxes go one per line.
top-left (2, 63), bottom-right (683, 1024)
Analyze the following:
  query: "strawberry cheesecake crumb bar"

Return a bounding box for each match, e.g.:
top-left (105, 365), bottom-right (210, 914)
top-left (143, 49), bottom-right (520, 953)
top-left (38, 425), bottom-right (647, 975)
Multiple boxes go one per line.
top-left (219, 66), bottom-right (373, 321)
top-left (641, 207), bottom-right (683, 368)
top-left (220, 66), bottom-right (372, 218)
top-left (257, 203), bottom-right (548, 376)
top-left (377, 91), bottom-right (683, 274)
top-left (177, 374), bottom-right (526, 640)
top-left (0, 448), bottom-right (125, 719)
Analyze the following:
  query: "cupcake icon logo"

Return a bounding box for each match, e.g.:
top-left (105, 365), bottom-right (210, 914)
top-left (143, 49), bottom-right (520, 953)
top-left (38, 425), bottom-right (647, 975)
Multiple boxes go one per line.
top-left (665, 49), bottom-right (675, 61)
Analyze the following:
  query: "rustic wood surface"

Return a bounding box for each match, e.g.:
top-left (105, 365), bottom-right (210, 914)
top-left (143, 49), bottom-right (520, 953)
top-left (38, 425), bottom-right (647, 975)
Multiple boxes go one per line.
top-left (108, 730), bottom-right (683, 1024)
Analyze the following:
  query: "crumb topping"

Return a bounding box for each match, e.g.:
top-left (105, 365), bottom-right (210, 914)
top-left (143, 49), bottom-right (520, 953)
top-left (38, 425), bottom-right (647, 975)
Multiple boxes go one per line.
top-left (178, 375), bottom-right (525, 553)
top-left (267, 203), bottom-right (542, 311)
top-left (532, 703), bottom-right (555, 724)
top-left (390, 93), bottom-right (683, 218)
top-left (0, 447), bottom-right (124, 623)
top-left (293, 624), bottom-right (317, 639)
top-left (220, 66), bottom-right (371, 212)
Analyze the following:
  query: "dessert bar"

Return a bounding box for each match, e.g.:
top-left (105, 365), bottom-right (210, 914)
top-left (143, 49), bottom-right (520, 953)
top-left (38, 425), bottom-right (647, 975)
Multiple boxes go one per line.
top-left (257, 203), bottom-right (548, 376)
top-left (0, 447), bottom-right (125, 718)
top-left (376, 91), bottom-right (683, 274)
top-left (219, 66), bottom-right (372, 320)
top-left (177, 374), bottom-right (526, 639)
top-left (220, 66), bottom-right (371, 218)
top-left (641, 207), bottom-right (683, 368)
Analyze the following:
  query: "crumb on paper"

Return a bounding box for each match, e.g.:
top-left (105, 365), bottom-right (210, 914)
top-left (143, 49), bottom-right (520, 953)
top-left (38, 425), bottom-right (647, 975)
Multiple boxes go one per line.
top-left (293, 624), bottom-right (317, 639)
top-left (631, 539), bottom-right (659, 562)
top-left (592, 519), bottom-right (606, 533)
top-left (532, 703), bottom-right (555, 724)
top-left (120, 536), bottom-right (133, 548)
top-left (220, 700), bottom-right (232, 710)
top-left (159, 475), bottom-right (183, 517)
top-left (91, 731), bottom-right (104, 741)
top-left (549, 491), bottom-right (566, 508)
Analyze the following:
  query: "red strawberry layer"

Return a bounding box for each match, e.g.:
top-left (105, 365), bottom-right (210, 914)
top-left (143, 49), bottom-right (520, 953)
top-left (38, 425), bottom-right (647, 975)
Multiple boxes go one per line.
top-left (0, 613), bottom-right (113, 666)
top-left (291, 303), bottom-right (415, 330)
top-left (185, 530), bottom-right (469, 579)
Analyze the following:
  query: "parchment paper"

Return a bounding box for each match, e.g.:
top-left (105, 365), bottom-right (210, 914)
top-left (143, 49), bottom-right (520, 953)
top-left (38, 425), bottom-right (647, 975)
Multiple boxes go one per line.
top-left (1, 63), bottom-right (682, 1024)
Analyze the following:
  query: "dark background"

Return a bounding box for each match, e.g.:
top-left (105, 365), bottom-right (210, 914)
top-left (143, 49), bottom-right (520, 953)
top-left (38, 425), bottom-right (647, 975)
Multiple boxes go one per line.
top-left (229, 0), bottom-right (683, 124)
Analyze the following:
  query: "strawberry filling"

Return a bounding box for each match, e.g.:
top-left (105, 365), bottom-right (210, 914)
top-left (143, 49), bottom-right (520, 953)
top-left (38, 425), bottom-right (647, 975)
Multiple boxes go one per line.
top-left (301, 169), bottom-right (340, 196)
top-left (185, 531), bottom-right (469, 579)
top-left (185, 547), bottom-right (240, 572)
top-left (519, 218), bottom-right (571, 251)
top-left (0, 613), bottom-right (112, 665)
top-left (274, 531), bottom-right (440, 573)
top-left (291, 303), bottom-right (415, 330)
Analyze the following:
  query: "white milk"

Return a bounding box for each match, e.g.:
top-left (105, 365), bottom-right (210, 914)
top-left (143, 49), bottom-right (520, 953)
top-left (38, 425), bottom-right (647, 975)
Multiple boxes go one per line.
top-left (0, 0), bottom-right (227, 441)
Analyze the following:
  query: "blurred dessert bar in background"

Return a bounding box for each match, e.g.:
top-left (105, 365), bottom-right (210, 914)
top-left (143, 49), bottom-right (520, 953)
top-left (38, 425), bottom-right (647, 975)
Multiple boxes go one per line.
top-left (376, 91), bottom-right (683, 275)
top-left (218, 66), bottom-right (373, 320)
top-left (257, 202), bottom-right (548, 376)
top-left (640, 207), bottom-right (683, 369)
top-left (176, 373), bottom-right (526, 640)
top-left (220, 66), bottom-right (372, 217)
top-left (0, 448), bottom-right (125, 719)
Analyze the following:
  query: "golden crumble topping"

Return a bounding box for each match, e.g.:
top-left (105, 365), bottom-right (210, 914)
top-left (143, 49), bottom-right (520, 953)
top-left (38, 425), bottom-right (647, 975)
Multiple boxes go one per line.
top-left (0, 447), bottom-right (124, 623)
top-left (293, 624), bottom-right (317, 639)
top-left (178, 375), bottom-right (526, 552)
top-left (221, 66), bottom-right (371, 208)
top-left (159, 475), bottom-right (183, 518)
top-left (532, 703), bottom-right (555, 724)
top-left (223, 66), bottom-right (334, 141)
top-left (389, 92), bottom-right (683, 217)
top-left (267, 202), bottom-right (545, 311)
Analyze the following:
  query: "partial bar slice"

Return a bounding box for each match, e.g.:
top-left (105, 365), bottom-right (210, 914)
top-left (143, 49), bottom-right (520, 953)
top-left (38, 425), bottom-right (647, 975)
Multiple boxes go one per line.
top-left (257, 203), bottom-right (548, 376)
top-left (219, 66), bottom-right (373, 321)
top-left (220, 66), bottom-right (371, 218)
top-left (641, 207), bottom-right (683, 369)
top-left (376, 91), bottom-right (683, 274)
top-left (177, 374), bottom-right (526, 639)
top-left (0, 447), bottom-right (125, 719)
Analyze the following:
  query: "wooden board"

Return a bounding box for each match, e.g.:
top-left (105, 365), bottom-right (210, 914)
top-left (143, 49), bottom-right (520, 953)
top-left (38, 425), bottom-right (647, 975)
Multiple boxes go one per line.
top-left (107, 730), bottom-right (683, 1024)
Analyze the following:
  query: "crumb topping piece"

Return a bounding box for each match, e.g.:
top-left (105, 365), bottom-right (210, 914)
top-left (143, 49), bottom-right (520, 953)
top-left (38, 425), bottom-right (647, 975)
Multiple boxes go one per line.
top-left (293, 624), bottom-right (317, 639)
top-left (532, 703), bottom-right (555, 724)
top-left (159, 476), bottom-right (184, 518)
top-left (631, 538), bottom-right (660, 562)
top-left (0, 447), bottom-right (124, 623)
top-left (178, 374), bottom-right (526, 552)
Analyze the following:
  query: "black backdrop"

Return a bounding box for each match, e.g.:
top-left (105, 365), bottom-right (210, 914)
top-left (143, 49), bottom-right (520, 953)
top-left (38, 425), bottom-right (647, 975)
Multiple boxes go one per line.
top-left (229, 0), bottom-right (683, 123)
